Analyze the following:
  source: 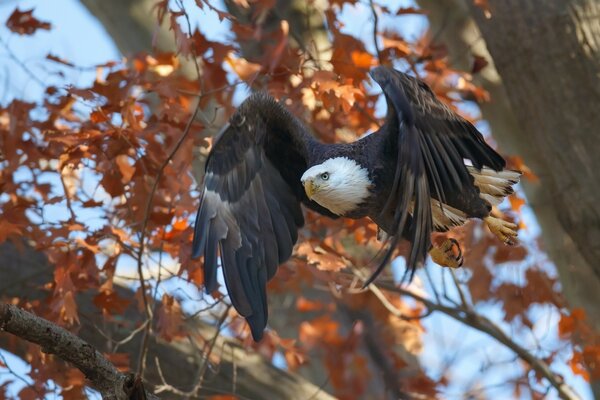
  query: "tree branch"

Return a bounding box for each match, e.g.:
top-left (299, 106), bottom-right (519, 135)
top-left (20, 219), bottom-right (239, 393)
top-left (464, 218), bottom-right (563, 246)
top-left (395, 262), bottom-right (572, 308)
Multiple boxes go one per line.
top-left (373, 280), bottom-right (582, 400)
top-left (0, 303), bottom-right (156, 400)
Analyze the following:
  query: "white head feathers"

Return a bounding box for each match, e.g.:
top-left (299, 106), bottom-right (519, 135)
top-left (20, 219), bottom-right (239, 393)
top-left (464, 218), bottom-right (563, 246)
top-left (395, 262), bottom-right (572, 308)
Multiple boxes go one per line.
top-left (300, 157), bottom-right (372, 216)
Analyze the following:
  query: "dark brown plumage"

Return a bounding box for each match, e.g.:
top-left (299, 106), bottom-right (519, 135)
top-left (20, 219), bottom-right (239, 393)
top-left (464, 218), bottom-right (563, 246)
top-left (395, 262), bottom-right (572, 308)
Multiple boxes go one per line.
top-left (192, 66), bottom-right (510, 340)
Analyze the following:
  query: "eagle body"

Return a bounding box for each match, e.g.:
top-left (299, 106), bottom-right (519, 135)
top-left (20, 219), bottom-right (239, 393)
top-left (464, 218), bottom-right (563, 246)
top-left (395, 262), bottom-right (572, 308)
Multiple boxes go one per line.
top-left (193, 67), bottom-right (520, 340)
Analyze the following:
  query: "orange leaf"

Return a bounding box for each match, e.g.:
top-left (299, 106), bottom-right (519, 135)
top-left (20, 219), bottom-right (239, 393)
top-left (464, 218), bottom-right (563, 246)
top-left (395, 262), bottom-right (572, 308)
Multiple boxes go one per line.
top-left (569, 351), bottom-right (590, 381)
top-left (509, 194), bottom-right (526, 212)
top-left (351, 51), bottom-right (374, 69)
top-left (382, 36), bottom-right (411, 56)
top-left (558, 308), bottom-right (586, 338)
top-left (299, 315), bottom-right (341, 346)
top-left (296, 297), bottom-right (324, 312)
top-left (90, 109), bottom-right (108, 124)
top-left (583, 345), bottom-right (600, 380)
top-left (115, 155), bottom-right (135, 184)
top-left (61, 291), bottom-right (80, 325)
top-left (156, 294), bottom-right (185, 341)
top-left (225, 53), bottom-right (261, 81)
top-left (93, 290), bottom-right (131, 315)
top-left (295, 242), bottom-right (347, 272)
top-left (171, 218), bottom-right (188, 231)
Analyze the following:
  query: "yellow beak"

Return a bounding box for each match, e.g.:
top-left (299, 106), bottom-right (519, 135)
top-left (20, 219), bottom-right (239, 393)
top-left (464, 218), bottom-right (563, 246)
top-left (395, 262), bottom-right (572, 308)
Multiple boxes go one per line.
top-left (304, 179), bottom-right (316, 200)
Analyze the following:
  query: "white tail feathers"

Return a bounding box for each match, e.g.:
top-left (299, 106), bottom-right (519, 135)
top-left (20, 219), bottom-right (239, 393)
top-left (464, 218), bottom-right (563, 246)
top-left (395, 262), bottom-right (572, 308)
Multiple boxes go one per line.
top-left (468, 167), bottom-right (521, 206)
top-left (406, 167), bottom-right (520, 232)
top-left (430, 199), bottom-right (467, 231)
top-left (409, 200), bottom-right (468, 232)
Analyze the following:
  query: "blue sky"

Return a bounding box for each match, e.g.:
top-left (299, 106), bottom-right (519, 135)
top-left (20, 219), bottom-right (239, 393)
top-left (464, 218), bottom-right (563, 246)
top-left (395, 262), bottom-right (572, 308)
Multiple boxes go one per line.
top-left (0, 0), bottom-right (592, 398)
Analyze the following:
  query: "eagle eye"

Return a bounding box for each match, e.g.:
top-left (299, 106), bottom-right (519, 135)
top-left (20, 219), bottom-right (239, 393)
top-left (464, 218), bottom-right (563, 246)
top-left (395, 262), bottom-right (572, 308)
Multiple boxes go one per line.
top-left (320, 172), bottom-right (329, 181)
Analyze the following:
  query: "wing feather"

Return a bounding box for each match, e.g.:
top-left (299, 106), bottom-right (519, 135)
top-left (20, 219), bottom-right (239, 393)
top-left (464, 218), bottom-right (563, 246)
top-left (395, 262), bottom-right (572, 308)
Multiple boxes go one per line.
top-left (368, 66), bottom-right (506, 283)
top-left (192, 93), bottom-right (328, 341)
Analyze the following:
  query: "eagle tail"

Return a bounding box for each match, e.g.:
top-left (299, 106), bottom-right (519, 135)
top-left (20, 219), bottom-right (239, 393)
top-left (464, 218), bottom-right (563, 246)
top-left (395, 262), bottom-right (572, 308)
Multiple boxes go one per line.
top-left (469, 167), bottom-right (521, 206)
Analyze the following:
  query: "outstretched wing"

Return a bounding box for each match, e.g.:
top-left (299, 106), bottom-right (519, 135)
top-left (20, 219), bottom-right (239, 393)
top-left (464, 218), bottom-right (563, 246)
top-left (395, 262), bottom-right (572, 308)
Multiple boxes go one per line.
top-left (367, 66), bottom-right (505, 283)
top-left (192, 93), bottom-right (333, 341)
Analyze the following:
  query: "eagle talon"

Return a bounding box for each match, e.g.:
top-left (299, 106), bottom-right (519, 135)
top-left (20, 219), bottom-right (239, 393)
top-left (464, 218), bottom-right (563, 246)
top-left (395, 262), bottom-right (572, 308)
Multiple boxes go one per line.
top-left (430, 239), bottom-right (463, 269)
top-left (485, 216), bottom-right (518, 245)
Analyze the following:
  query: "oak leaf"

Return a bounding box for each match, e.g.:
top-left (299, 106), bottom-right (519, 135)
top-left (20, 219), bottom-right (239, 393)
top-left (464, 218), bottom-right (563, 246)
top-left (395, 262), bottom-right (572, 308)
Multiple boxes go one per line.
top-left (6, 8), bottom-right (51, 35)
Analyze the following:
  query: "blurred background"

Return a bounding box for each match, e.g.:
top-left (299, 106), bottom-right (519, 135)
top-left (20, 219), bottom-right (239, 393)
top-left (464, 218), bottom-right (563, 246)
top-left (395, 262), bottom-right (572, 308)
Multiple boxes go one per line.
top-left (0, 0), bottom-right (599, 399)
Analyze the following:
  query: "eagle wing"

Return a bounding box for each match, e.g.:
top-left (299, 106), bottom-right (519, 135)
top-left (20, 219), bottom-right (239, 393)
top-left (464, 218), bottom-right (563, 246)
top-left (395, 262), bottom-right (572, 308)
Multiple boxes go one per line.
top-left (368, 66), bottom-right (505, 283)
top-left (192, 93), bottom-right (334, 340)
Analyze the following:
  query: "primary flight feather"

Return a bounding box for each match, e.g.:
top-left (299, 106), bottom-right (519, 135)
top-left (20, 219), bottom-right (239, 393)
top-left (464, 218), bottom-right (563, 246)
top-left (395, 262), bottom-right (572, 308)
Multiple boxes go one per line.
top-left (192, 66), bottom-right (520, 341)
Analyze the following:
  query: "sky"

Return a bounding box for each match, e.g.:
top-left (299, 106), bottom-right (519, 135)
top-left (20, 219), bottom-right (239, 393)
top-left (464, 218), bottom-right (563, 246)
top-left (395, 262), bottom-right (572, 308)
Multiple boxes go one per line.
top-left (0, 0), bottom-right (593, 399)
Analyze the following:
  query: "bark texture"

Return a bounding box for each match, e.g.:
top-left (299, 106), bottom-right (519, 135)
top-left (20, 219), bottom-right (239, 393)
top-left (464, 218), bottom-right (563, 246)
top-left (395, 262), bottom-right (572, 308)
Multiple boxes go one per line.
top-left (469, 1), bottom-right (600, 285)
top-left (416, 0), bottom-right (600, 395)
top-left (416, 0), bottom-right (600, 330)
top-left (0, 304), bottom-right (142, 400)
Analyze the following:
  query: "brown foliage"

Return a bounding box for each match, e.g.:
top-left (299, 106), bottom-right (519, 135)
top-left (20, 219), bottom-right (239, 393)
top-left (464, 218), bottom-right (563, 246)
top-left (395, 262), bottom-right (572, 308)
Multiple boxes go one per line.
top-left (0, 1), bottom-right (591, 399)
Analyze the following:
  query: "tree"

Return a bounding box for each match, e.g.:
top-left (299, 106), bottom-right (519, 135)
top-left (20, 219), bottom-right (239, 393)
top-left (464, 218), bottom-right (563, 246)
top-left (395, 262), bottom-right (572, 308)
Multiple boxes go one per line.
top-left (0, 1), bottom-right (596, 399)
top-left (415, 0), bottom-right (600, 395)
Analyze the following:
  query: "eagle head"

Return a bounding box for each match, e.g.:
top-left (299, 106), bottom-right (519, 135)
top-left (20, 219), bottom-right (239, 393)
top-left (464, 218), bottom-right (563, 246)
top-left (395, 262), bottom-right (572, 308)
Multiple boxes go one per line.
top-left (300, 157), bottom-right (372, 216)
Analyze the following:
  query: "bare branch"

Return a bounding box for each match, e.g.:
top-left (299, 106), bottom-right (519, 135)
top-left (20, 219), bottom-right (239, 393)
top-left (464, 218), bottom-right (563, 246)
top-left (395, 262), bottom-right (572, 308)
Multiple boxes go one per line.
top-left (373, 280), bottom-right (582, 400)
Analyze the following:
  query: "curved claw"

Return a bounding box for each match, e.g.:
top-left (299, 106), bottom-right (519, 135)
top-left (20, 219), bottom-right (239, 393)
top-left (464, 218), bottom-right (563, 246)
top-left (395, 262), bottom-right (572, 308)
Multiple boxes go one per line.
top-left (430, 239), bottom-right (463, 269)
top-left (485, 216), bottom-right (518, 245)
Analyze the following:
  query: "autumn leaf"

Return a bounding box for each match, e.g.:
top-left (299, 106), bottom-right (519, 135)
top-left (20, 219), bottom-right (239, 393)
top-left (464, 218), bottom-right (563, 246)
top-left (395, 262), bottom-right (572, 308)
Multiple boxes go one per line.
top-left (351, 51), bottom-right (374, 69)
top-left (0, 220), bottom-right (23, 243)
top-left (6, 8), bottom-right (51, 35)
top-left (115, 155), bottom-right (135, 184)
top-left (299, 315), bottom-right (342, 347)
top-left (156, 294), bottom-right (185, 341)
top-left (296, 297), bottom-right (326, 313)
top-left (382, 36), bottom-right (411, 56)
top-left (583, 345), bottom-right (600, 380)
top-left (225, 53), bottom-right (261, 81)
top-left (558, 308), bottom-right (586, 338)
top-left (396, 7), bottom-right (424, 15)
top-left (59, 291), bottom-right (80, 325)
top-left (509, 194), bottom-right (526, 212)
top-left (90, 109), bottom-right (109, 124)
top-left (569, 351), bottom-right (590, 381)
top-left (295, 242), bottom-right (347, 272)
top-left (93, 290), bottom-right (131, 315)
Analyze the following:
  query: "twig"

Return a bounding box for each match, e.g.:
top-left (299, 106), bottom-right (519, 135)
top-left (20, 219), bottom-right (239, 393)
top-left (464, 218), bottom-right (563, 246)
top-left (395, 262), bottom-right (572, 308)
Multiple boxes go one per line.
top-left (0, 351), bottom-right (41, 396)
top-left (370, 279), bottom-right (582, 400)
top-left (0, 35), bottom-right (46, 88)
top-left (196, 305), bottom-right (232, 391)
top-left (369, 0), bottom-right (383, 63)
top-left (154, 305), bottom-right (232, 398)
top-left (135, 96), bottom-right (202, 377)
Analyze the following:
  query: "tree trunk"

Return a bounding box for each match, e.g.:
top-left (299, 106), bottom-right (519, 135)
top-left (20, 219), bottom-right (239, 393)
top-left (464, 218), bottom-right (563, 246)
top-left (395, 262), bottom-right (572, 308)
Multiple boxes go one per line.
top-left (416, 0), bottom-right (600, 325)
top-left (416, 0), bottom-right (600, 395)
top-left (470, 0), bottom-right (600, 280)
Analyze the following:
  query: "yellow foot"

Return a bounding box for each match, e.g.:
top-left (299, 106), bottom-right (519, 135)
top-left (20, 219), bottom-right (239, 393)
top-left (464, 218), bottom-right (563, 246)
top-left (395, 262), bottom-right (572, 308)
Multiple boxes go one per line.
top-left (484, 216), bottom-right (518, 245)
top-left (430, 238), bottom-right (463, 269)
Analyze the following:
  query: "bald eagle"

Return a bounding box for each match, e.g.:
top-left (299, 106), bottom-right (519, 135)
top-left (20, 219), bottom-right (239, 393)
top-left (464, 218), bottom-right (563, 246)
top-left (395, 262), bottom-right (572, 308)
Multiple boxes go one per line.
top-left (192, 66), bottom-right (520, 340)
